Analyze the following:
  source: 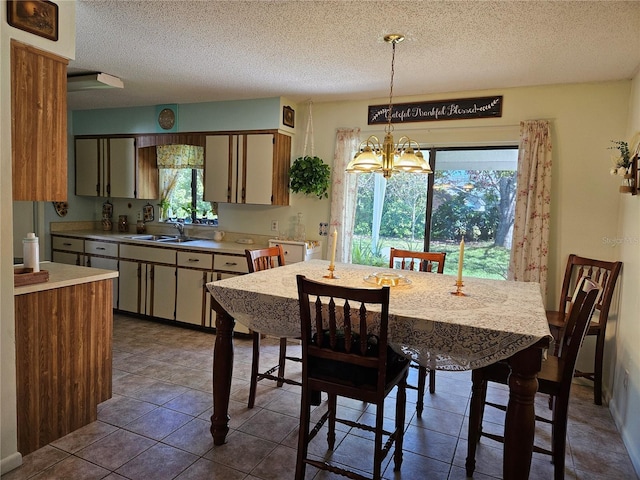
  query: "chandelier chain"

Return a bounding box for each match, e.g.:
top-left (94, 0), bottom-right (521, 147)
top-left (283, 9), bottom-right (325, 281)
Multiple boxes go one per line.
top-left (386, 40), bottom-right (396, 134)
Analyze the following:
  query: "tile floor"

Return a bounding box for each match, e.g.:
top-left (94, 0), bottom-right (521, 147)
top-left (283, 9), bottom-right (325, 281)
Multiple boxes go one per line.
top-left (3, 313), bottom-right (638, 480)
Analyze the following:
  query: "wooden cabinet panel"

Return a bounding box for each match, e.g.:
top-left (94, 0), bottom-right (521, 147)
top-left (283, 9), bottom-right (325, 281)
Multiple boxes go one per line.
top-left (176, 269), bottom-right (208, 326)
top-left (11, 40), bottom-right (68, 201)
top-left (204, 132), bottom-right (290, 206)
top-left (15, 279), bottom-right (113, 454)
top-left (137, 146), bottom-right (160, 199)
top-left (118, 260), bottom-right (141, 313)
top-left (147, 264), bottom-right (176, 320)
top-left (75, 137), bottom-right (138, 198)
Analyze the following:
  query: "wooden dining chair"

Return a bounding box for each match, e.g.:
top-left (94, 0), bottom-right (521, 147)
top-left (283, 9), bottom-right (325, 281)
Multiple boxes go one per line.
top-left (294, 274), bottom-right (410, 480)
top-left (546, 254), bottom-right (622, 405)
top-left (389, 247), bottom-right (446, 416)
top-left (465, 277), bottom-right (600, 480)
top-left (245, 245), bottom-right (301, 408)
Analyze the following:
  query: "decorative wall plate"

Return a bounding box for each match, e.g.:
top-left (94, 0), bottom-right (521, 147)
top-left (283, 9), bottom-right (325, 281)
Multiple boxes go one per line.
top-left (158, 108), bottom-right (176, 130)
top-left (143, 203), bottom-right (154, 222)
top-left (53, 201), bottom-right (68, 217)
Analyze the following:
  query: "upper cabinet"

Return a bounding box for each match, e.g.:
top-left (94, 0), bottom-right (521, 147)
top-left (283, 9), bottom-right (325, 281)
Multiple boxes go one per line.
top-left (75, 137), bottom-right (158, 199)
top-left (204, 132), bottom-right (290, 206)
top-left (11, 40), bottom-right (68, 201)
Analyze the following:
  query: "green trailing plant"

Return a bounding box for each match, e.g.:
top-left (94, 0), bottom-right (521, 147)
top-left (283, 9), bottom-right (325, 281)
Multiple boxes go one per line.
top-left (289, 155), bottom-right (331, 199)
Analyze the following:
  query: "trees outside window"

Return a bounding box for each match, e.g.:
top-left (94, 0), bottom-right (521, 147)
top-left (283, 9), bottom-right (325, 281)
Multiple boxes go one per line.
top-left (352, 146), bottom-right (517, 279)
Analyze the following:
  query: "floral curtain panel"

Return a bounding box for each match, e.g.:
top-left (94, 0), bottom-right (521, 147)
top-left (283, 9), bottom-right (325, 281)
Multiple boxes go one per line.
top-left (157, 144), bottom-right (204, 169)
top-left (508, 120), bottom-right (552, 301)
top-left (329, 128), bottom-right (360, 263)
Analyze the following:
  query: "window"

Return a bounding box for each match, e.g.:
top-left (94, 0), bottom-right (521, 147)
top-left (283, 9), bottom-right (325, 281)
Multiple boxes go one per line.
top-left (352, 146), bottom-right (518, 279)
top-left (157, 144), bottom-right (217, 224)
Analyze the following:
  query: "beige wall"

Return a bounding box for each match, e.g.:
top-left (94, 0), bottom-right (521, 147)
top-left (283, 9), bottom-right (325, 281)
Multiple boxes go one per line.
top-left (0, 0), bottom-right (75, 472)
top-left (609, 69), bottom-right (640, 473)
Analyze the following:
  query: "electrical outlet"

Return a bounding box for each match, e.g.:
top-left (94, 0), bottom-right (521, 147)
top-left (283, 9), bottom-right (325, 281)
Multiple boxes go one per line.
top-left (271, 220), bottom-right (279, 232)
top-left (623, 369), bottom-right (629, 390)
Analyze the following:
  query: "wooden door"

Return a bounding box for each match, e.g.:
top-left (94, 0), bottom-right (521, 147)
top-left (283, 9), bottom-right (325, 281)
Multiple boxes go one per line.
top-left (75, 138), bottom-right (101, 196)
top-left (148, 264), bottom-right (176, 320)
top-left (176, 268), bottom-right (207, 326)
top-left (204, 135), bottom-right (233, 203)
top-left (118, 260), bottom-right (141, 313)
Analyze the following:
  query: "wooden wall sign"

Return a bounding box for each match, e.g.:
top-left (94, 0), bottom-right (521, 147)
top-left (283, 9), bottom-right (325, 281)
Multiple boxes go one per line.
top-left (6, 0), bottom-right (59, 41)
top-left (367, 95), bottom-right (503, 125)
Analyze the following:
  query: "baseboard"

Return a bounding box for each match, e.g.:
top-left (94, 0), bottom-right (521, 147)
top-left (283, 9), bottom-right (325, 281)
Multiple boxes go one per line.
top-left (609, 397), bottom-right (640, 477)
top-left (1, 451), bottom-right (23, 475)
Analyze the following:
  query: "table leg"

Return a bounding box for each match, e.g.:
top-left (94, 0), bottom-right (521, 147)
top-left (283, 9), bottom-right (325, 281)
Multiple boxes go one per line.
top-left (210, 300), bottom-right (235, 445)
top-left (504, 344), bottom-right (543, 479)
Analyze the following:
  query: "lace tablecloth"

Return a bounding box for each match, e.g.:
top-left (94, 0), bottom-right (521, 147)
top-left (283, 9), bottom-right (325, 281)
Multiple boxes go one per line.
top-left (207, 259), bottom-right (552, 371)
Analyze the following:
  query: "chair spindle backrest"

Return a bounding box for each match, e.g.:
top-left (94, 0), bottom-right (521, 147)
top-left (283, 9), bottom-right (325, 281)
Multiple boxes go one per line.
top-left (389, 248), bottom-right (446, 273)
top-left (557, 255), bottom-right (622, 326)
top-left (297, 274), bottom-right (391, 390)
top-left (245, 245), bottom-right (285, 273)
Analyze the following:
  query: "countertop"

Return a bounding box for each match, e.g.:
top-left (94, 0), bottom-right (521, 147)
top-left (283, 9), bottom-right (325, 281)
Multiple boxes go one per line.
top-left (51, 230), bottom-right (321, 255)
top-left (14, 261), bottom-right (119, 296)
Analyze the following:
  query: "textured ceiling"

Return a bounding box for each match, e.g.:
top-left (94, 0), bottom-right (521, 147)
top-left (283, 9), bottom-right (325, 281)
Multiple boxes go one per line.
top-left (68, 0), bottom-right (640, 111)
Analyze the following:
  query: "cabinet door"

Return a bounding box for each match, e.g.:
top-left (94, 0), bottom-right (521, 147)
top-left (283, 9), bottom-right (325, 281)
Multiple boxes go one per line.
top-left (11, 41), bottom-right (68, 201)
top-left (118, 260), bottom-right (141, 313)
top-left (75, 138), bottom-right (100, 196)
top-left (243, 134), bottom-right (274, 205)
top-left (108, 138), bottom-right (136, 198)
top-left (204, 135), bottom-right (233, 203)
top-left (148, 264), bottom-right (176, 320)
top-left (87, 256), bottom-right (119, 308)
top-left (52, 251), bottom-right (82, 266)
top-left (176, 269), bottom-right (208, 326)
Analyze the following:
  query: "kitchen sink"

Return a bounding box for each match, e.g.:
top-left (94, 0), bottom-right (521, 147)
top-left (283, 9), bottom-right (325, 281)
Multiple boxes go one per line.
top-left (124, 234), bottom-right (177, 241)
top-left (156, 236), bottom-right (198, 243)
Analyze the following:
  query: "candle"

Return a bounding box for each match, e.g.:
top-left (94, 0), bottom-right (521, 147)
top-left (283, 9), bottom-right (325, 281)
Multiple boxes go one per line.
top-left (457, 238), bottom-right (465, 283)
top-left (330, 228), bottom-right (338, 268)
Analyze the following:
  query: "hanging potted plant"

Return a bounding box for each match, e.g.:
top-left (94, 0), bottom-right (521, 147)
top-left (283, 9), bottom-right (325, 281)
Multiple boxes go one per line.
top-left (289, 155), bottom-right (331, 199)
top-left (289, 101), bottom-right (331, 199)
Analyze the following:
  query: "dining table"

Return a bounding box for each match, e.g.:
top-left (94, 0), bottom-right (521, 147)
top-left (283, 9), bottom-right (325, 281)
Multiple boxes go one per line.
top-left (206, 259), bottom-right (552, 479)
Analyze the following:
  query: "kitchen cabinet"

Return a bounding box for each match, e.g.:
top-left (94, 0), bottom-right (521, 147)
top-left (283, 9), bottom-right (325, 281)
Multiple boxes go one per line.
top-left (11, 40), bottom-right (68, 201)
top-left (51, 235), bottom-right (84, 266)
top-left (85, 240), bottom-right (119, 306)
top-left (176, 251), bottom-right (214, 327)
top-left (75, 137), bottom-right (136, 197)
top-left (14, 264), bottom-right (116, 454)
top-left (204, 132), bottom-right (291, 206)
top-left (118, 244), bottom-right (176, 319)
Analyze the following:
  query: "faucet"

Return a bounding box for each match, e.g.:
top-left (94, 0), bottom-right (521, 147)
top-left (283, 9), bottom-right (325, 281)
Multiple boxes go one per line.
top-left (174, 222), bottom-right (185, 238)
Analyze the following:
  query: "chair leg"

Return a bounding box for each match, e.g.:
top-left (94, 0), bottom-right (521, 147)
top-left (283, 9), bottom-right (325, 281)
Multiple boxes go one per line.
top-left (593, 331), bottom-right (604, 405)
top-left (466, 370), bottom-right (488, 477)
top-left (551, 394), bottom-right (569, 480)
top-left (429, 368), bottom-right (436, 394)
top-left (373, 398), bottom-right (385, 480)
top-left (393, 371), bottom-right (407, 472)
top-left (416, 366), bottom-right (426, 417)
top-left (248, 331), bottom-right (260, 409)
top-left (277, 337), bottom-right (287, 387)
top-left (295, 383), bottom-right (312, 480)
top-left (327, 393), bottom-right (337, 450)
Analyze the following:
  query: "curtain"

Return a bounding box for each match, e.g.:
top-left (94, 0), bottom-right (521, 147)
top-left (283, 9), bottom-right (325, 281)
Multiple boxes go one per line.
top-left (508, 120), bottom-right (552, 300)
top-left (329, 128), bottom-right (360, 263)
top-left (157, 144), bottom-right (204, 168)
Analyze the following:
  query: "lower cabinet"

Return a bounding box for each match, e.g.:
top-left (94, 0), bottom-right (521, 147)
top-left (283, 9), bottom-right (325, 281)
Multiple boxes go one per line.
top-left (176, 251), bottom-right (213, 327)
top-left (118, 244), bottom-right (176, 319)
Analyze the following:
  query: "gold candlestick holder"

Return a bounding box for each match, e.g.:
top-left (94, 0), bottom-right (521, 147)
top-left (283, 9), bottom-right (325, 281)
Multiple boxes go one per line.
top-left (451, 279), bottom-right (467, 296)
top-left (323, 264), bottom-right (339, 279)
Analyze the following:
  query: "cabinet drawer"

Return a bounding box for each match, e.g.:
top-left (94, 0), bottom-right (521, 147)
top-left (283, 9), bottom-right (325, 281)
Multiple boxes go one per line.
top-left (177, 251), bottom-right (213, 270)
top-left (85, 240), bottom-right (118, 257)
top-left (269, 240), bottom-right (305, 263)
top-left (214, 254), bottom-right (248, 273)
top-left (120, 244), bottom-right (176, 264)
top-left (52, 236), bottom-right (84, 253)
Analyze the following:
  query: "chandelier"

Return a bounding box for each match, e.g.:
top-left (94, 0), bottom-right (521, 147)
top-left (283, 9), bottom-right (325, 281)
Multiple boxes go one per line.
top-left (346, 34), bottom-right (432, 179)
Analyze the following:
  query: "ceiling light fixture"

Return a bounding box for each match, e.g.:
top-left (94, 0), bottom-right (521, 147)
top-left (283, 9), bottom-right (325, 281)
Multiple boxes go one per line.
top-left (346, 34), bottom-right (432, 179)
top-left (67, 73), bottom-right (124, 92)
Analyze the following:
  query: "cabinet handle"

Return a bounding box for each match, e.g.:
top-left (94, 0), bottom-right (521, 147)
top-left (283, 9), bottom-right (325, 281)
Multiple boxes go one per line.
top-left (284, 250), bottom-right (289, 255)
top-left (97, 247), bottom-right (106, 250)
top-left (63, 242), bottom-right (72, 246)
top-left (225, 262), bottom-right (237, 266)
top-left (188, 258), bottom-right (200, 262)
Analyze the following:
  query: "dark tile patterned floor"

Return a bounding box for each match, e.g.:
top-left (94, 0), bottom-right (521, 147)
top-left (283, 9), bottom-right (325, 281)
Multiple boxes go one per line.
top-left (2, 314), bottom-right (637, 479)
